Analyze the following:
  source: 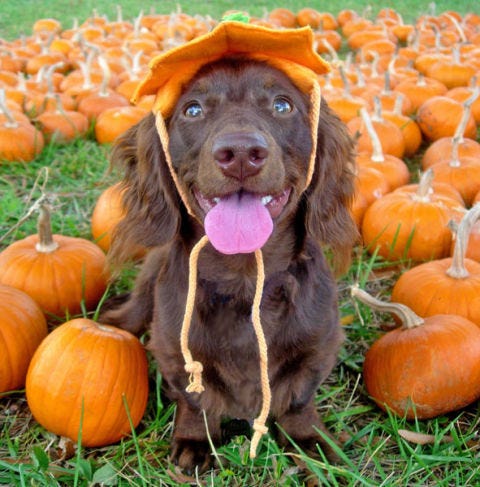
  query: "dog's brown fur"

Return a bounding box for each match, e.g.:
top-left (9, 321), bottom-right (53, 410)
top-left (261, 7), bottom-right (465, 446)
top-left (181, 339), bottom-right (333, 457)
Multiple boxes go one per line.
top-left (102, 58), bottom-right (357, 473)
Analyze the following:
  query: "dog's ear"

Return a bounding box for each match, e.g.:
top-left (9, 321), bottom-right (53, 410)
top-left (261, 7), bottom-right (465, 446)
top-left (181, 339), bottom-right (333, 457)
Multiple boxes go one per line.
top-left (305, 100), bottom-right (358, 275)
top-left (108, 113), bottom-right (182, 266)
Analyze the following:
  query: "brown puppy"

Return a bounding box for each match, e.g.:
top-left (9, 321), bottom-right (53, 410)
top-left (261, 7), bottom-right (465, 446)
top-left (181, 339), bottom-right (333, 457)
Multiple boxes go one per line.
top-left (103, 58), bottom-right (357, 473)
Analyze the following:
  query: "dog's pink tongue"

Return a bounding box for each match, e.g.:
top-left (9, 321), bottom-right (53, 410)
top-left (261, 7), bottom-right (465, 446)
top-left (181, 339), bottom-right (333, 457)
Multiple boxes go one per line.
top-left (204, 192), bottom-right (273, 254)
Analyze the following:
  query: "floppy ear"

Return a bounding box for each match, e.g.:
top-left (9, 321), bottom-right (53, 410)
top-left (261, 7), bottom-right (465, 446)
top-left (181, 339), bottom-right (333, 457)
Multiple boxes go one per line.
top-left (108, 113), bottom-right (182, 266)
top-left (305, 99), bottom-right (358, 275)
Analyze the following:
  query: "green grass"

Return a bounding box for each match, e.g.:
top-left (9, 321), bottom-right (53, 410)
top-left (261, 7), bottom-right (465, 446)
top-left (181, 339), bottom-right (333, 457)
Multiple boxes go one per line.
top-left (2, 1), bottom-right (480, 486)
top-left (1, 0), bottom-right (480, 40)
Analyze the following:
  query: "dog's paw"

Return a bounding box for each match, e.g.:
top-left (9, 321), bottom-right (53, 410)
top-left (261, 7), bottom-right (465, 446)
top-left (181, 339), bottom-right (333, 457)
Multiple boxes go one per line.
top-left (170, 439), bottom-right (213, 474)
top-left (295, 435), bottom-right (343, 464)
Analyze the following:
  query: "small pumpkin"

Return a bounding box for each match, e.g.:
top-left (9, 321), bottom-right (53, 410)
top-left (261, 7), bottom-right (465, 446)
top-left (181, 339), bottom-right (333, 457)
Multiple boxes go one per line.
top-left (394, 73), bottom-right (447, 113)
top-left (348, 106), bottom-right (406, 159)
top-left (416, 95), bottom-right (477, 142)
top-left (0, 92), bottom-right (44, 162)
top-left (362, 169), bottom-right (464, 262)
top-left (26, 318), bottom-right (149, 447)
top-left (354, 107), bottom-right (410, 190)
top-left (0, 285), bottom-right (47, 393)
top-left (382, 94), bottom-right (422, 157)
top-left (0, 200), bottom-right (108, 317)
top-left (91, 182), bottom-right (125, 252)
top-left (429, 136), bottom-right (480, 206)
top-left (391, 204), bottom-right (480, 326)
top-left (95, 106), bottom-right (147, 144)
top-left (352, 285), bottom-right (480, 419)
top-left (421, 88), bottom-right (480, 169)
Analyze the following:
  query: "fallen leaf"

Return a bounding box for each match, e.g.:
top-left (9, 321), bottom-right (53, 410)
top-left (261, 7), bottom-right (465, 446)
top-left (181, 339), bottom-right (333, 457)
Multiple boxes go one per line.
top-left (398, 429), bottom-right (449, 445)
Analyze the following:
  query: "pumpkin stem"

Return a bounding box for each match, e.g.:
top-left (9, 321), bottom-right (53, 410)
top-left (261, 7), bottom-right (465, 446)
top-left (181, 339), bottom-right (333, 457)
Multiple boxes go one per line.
top-left (446, 204), bottom-right (480, 279)
top-left (97, 56), bottom-right (111, 97)
top-left (35, 201), bottom-right (59, 253)
top-left (360, 106), bottom-right (385, 163)
top-left (414, 168), bottom-right (434, 202)
top-left (416, 72), bottom-right (427, 88)
top-left (448, 137), bottom-right (461, 168)
top-left (445, 15), bottom-right (467, 43)
top-left (393, 92), bottom-right (404, 116)
top-left (0, 88), bottom-right (19, 128)
top-left (351, 285), bottom-right (424, 329)
top-left (338, 65), bottom-right (352, 98)
top-left (453, 87), bottom-right (479, 143)
top-left (321, 38), bottom-right (340, 65)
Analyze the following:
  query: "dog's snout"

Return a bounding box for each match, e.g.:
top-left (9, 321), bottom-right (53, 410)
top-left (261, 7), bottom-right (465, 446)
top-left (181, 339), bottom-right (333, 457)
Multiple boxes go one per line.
top-left (213, 132), bottom-right (268, 181)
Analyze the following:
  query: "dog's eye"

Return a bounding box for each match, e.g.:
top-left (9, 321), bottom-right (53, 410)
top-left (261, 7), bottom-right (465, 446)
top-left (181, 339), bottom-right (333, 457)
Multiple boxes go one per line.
top-left (273, 96), bottom-right (293, 114)
top-left (184, 102), bottom-right (203, 118)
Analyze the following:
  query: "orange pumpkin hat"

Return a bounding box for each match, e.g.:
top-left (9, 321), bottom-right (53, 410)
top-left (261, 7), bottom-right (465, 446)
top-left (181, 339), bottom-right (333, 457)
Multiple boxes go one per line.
top-left (132, 20), bottom-right (331, 459)
top-left (132, 20), bottom-right (330, 117)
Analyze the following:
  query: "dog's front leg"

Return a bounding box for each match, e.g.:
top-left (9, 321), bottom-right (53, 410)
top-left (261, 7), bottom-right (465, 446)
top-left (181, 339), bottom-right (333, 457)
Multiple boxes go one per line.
top-left (170, 396), bottom-right (221, 474)
top-left (276, 398), bottom-right (341, 463)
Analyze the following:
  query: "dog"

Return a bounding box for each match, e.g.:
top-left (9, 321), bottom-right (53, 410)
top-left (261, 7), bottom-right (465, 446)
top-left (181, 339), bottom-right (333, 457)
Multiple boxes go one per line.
top-left (102, 56), bottom-right (357, 473)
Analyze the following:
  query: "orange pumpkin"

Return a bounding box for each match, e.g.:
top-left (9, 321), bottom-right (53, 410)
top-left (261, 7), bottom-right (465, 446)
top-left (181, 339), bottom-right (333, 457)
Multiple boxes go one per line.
top-left (26, 318), bottom-right (149, 447)
top-left (429, 136), bottom-right (480, 206)
top-left (426, 48), bottom-right (477, 89)
top-left (362, 169), bottom-right (464, 262)
top-left (0, 96), bottom-right (44, 162)
top-left (394, 74), bottom-right (447, 113)
top-left (354, 107), bottom-right (410, 190)
top-left (348, 107), bottom-right (406, 159)
top-left (391, 204), bottom-right (480, 326)
top-left (382, 94), bottom-right (422, 157)
top-left (95, 106), bottom-right (147, 144)
top-left (352, 285), bottom-right (480, 419)
top-left (421, 137), bottom-right (480, 169)
top-left (0, 285), bottom-right (47, 393)
top-left (91, 182), bottom-right (125, 252)
top-left (36, 96), bottom-right (89, 144)
top-left (422, 89), bottom-right (480, 169)
top-left (0, 202), bottom-right (108, 317)
top-left (267, 8), bottom-right (297, 28)
top-left (416, 96), bottom-right (477, 142)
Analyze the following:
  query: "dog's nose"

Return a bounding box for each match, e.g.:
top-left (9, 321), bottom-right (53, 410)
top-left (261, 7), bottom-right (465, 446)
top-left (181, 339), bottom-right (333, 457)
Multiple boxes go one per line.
top-left (213, 132), bottom-right (268, 181)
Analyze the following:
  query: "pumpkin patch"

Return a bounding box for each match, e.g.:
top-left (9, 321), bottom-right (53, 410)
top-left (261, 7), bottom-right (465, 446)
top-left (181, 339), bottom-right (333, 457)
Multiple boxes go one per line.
top-left (1, 4), bottom-right (480, 482)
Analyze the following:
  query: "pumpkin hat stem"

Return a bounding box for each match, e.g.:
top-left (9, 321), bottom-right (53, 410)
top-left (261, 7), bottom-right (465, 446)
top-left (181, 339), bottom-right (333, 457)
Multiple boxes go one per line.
top-left (351, 284), bottom-right (424, 329)
top-left (447, 203), bottom-right (480, 279)
top-left (35, 201), bottom-right (59, 253)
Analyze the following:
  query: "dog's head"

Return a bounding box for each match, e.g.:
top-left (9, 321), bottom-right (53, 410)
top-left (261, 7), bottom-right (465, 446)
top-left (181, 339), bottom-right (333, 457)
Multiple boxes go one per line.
top-left (109, 24), bottom-right (356, 272)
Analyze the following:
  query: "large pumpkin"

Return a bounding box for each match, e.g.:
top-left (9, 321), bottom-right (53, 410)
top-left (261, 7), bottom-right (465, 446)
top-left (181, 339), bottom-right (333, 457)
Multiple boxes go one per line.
top-left (26, 318), bottom-right (149, 447)
top-left (0, 285), bottom-right (47, 393)
top-left (0, 202), bottom-right (108, 317)
top-left (391, 204), bottom-right (480, 326)
top-left (352, 286), bottom-right (480, 419)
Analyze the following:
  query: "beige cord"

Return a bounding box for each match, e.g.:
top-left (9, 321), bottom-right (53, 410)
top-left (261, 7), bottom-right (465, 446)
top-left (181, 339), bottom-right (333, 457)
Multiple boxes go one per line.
top-left (178, 235), bottom-right (271, 457)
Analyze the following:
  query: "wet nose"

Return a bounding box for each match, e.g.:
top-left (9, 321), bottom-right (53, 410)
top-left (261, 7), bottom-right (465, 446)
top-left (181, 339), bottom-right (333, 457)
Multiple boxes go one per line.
top-left (213, 132), bottom-right (268, 181)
